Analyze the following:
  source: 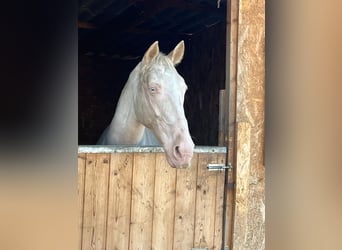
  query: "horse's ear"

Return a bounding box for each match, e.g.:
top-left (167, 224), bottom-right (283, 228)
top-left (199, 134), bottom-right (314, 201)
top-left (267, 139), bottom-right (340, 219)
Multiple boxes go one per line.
top-left (168, 40), bottom-right (185, 65)
top-left (143, 41), bottom-right (159, 64)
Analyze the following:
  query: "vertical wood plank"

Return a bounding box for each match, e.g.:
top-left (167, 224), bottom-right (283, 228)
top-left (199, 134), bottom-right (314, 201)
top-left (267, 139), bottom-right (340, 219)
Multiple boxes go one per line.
top-left (173, 153), bottom-right (198, 250)
top-left (234, 0), bottom-right (265, 248)
top-left (82, 153), bottom-right (110, 250)
top-left (129, 153), bottom-right (156, 250)
top-left (213, 153), bottom-right (227, 250)
top-left (219, 89), bottom-right (228, 146)
top-left (226, 162), bottom-right (235, 250)
top-left (79, 150), bottom-right (228, 250)
top-left (82, 154), bottom-right (95, 250)
top-left (226, 0), bottom-right (240, 246)
top-left (233, 122), bottom-right (251, 250)
top-left (78, 153), bottom-right (86, 250)
top-left (194, 153), bottom-right (219, 249)
top-left (106, 153), bottom-right (133, 250)
top-left (152, 153), bottom-right (177, 250)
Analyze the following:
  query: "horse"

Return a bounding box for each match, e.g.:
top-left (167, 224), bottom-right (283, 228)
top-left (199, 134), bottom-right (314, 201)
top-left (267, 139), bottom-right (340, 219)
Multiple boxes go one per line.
top-left (97, 41), bottom-right (194, 168)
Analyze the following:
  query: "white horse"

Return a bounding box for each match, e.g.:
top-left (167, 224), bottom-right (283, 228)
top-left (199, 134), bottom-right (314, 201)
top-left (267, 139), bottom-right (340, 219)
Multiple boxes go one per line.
top-left (97, 41), bottom-right (194, 168)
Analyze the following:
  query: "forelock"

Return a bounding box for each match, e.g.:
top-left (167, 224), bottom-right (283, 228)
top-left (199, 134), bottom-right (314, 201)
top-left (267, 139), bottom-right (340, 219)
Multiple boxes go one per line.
top-left (140, 53), bottom-right (177, 82)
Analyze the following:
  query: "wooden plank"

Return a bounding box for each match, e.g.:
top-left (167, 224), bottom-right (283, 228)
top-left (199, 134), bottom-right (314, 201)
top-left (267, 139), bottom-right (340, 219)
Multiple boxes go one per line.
top-left (226, 0), bottom-right (239, 247)
top-left (193, 153), bottom-right (219, 249)
top-left (78, 153), bottom-right (86, 250)
top-left (82, 154), bottom-right (110, 250)
top-left (152, 153), bottom-right (177, 250)
top-left (106, 153), bottom-right (133, 250)
top-left (173, 153), bottom-right (198, 250)
top-left (82, 154), bottom-right (96, 250)
top-left (219, 89), bottom-right (227, 146)
top-left (129, 153), bottom-right (156, 250)
top-left (213, 153), bottom-right (227, 250)
top-left (226, 160), bottom-right (235, 250)
top-left (232, 122), bottom-right (251, 249)
top-left (232, 0), bottom-right (265, 247)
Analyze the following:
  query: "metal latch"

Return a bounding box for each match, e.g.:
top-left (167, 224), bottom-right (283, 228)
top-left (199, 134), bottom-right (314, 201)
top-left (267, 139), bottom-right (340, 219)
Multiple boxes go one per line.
top-left (207, 163), bottom-right (233, 171)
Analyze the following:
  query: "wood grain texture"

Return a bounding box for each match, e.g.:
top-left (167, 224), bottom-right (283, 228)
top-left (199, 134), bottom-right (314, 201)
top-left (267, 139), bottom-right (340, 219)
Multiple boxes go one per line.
top-left (213, 153), bottom-right (227, 250)
top-left (225, 0), bottom-right (239, 247)
top-left (78, 153), bottom-right (86, 250)
top-left (194, 153), bottom-right (219, 249)
top-left (79, 151), bottom-right (229, 250)
top-left (219, 89), bottom-right (228, 146)
top-left (106, 153), bottom-right (133, 250)
top-left (152, 153), bottom-right (177, 250)
top-left (129, 153), bottom-right (156, 250)
top-left (173, 154), bottom-right (198, 249)
top-left (82, 154), bottom-right (110, 250)
top-left (233, 0), bottom-right (265, 248)
top-left (233, 122), bottom-right (251, 250)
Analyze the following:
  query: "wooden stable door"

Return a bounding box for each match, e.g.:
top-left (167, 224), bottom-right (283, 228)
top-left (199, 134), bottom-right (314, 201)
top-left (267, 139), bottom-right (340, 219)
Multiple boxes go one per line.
top-left (78, 147), bottom-right (226, 250)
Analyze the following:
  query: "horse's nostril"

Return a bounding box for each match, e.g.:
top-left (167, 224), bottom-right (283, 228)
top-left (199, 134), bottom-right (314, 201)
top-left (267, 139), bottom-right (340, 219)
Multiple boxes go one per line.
top-left (174, 145), bottom-right (182, 158)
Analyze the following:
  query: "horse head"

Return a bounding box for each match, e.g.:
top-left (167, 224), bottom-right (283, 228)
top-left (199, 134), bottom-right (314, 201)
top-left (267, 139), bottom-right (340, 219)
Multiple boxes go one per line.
top-left (134, 41), bottom-right (195, 168)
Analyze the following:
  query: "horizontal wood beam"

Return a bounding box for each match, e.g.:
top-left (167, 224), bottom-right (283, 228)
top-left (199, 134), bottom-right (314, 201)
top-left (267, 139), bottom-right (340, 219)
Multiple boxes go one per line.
top-left (78, 21), bottom-right (97, 29)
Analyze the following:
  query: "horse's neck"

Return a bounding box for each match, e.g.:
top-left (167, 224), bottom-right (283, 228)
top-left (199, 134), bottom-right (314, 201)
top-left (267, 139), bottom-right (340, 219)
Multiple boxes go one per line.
top-left (105, 67), bottom-right (145, 145)
top-left (138, 128), bottom-right (160, 146)
top-left (100, 64), bottom-right (160, 146)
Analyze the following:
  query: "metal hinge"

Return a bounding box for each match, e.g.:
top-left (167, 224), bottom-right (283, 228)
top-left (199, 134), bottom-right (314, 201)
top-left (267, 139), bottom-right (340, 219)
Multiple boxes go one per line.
top-left (207, 163), bottom-right (233, 171)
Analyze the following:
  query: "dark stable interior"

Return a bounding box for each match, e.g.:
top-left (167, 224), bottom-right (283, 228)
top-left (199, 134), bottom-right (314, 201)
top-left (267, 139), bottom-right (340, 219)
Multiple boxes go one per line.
top-left (78, 0), bottom-right (228, 146)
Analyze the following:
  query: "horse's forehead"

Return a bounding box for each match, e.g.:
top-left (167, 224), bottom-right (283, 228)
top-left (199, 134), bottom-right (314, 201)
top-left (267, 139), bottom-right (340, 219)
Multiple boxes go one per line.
top-left (149, 64), bottom-right (171, 75)
top-left (148, 64), bottom-right (182, 82)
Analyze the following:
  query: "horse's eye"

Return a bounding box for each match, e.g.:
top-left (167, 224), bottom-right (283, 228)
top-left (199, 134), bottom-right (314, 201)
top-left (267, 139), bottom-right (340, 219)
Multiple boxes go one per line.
top-left (149, 87), bottom-right (157, 94)
top-left (148, 84), bottom-right (160, 95)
